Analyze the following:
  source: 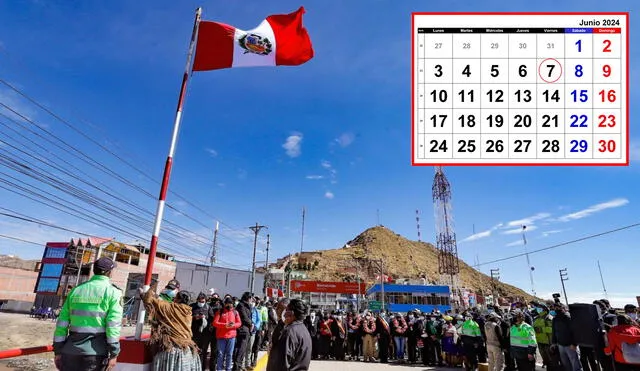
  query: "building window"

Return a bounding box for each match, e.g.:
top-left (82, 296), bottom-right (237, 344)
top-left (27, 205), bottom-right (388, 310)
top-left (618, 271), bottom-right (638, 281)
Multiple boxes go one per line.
top-left (40, 263), bottom-right (63, 278)
top-left (44, 247), bottom-right (67, 259)
top-left (36, 278), bottom-right (60, 292)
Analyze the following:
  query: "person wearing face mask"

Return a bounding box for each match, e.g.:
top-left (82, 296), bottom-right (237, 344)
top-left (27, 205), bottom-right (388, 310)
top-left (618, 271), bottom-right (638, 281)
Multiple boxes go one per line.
top-left (511, 310), bottom-right (538, 371)
top-left (213, 297), bottom-right (241, 371)
top-left (391, 313), bottom-right (409, 362)
top-left (243, 296), bottom-right (262, 370)
top-left (330, 311), bottom-right (347, 360)
top-left (304, 309), bottom-right (320, 359)
top-left (624, 305), bottom-right (638, 323)
top-left (376, 311), bottom-right (392, 363)
top-left (159, 279), bottom-right (180, 302)
top-left (232, 292), bottom-right (254, 371)
top-left (140, 281), bottom-right (202, 370)
top-left (533, 303), bottom-right (554, 371)
top-left (361, 311), bottom-right (377, 362)
top-left (191, 293), bottom-right (212, 371)
top-left (266, 299), bottom-right (312, 371)
top-left (318, 312), bottom-right (334, 359)
top-left (460, 312), bottom-right (482, 371)
top-left (552, 304), bottom-right (583, 371)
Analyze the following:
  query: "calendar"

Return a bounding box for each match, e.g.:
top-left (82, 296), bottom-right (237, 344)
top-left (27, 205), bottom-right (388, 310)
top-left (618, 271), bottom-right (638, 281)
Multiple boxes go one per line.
top-left (411, 13), bottom-right (629, 166)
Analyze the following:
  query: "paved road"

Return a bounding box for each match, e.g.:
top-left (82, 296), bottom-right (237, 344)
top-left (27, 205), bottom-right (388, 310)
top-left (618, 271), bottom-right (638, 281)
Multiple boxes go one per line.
top-left (307, 359), bottom-right (449, 370)
top-left (306, 360), bottom-right (545, 371)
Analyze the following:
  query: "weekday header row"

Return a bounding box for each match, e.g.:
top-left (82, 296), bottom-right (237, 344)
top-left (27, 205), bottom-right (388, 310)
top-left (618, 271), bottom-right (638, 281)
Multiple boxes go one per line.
top-left (417, 28), bottom-right (621, 34)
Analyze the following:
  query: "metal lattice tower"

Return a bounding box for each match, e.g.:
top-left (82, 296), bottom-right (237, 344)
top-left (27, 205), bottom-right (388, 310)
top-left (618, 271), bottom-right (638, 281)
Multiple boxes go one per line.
top-left (432, 166), bottom-right (462, 308)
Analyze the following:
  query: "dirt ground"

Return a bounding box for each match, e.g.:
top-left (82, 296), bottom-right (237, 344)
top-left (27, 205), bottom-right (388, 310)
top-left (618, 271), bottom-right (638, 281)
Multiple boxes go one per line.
top-left (0, 312), bottom-right (142, 371)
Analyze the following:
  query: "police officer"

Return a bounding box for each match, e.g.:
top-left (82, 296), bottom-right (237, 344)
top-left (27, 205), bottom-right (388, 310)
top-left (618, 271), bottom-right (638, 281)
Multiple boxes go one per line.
top-left (53, 257), bottom-right (123, 371)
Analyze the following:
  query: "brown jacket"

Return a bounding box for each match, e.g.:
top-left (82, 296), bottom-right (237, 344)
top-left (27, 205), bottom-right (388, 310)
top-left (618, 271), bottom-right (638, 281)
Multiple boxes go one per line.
top-left (143, 289), bottom-right (197, 353)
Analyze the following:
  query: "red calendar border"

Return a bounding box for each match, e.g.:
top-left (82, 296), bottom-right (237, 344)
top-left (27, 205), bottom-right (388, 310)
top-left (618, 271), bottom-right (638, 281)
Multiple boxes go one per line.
top-left (411, 12), bottom-right (630, 166)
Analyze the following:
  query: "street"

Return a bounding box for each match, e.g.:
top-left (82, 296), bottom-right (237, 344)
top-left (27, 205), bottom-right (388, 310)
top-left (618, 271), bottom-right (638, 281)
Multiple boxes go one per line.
top-left (305, 360), bottom-right (545, 371)
top-left (308, 360), bottom-right (452, 370)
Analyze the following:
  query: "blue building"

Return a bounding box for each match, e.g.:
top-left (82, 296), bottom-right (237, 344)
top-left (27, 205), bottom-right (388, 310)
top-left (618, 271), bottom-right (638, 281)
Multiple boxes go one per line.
top-left (367, 284), bottom-right (451, 313)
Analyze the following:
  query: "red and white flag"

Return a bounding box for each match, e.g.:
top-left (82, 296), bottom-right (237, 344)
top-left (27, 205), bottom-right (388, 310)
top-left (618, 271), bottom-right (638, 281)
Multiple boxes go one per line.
top-left (192, 6), bottom-right (314, 71)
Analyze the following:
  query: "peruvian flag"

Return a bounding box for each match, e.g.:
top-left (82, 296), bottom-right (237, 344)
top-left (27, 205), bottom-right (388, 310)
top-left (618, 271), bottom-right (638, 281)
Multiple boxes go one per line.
top-left (192, 7), bottom-right (314, 71)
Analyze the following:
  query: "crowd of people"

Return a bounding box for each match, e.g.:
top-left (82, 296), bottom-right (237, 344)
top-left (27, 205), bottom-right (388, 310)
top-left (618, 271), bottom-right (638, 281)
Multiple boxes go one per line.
top-left (50, 257), bottom-right (640, 371)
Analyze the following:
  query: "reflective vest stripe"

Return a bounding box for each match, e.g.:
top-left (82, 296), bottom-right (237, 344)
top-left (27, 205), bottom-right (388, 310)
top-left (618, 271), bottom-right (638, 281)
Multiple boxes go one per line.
top-left (71, 309), bottom-right (107, 318)
top-left (70, 326), bottom-right (106, 333)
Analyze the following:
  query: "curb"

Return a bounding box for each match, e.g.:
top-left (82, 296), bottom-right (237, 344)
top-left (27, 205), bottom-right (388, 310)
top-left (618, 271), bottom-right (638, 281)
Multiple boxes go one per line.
top-left (254, 353), bottom-right (268, 371)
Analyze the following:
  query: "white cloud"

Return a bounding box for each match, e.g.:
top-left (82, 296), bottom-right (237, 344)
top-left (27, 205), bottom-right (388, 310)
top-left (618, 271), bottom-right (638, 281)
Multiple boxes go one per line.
top-left (282, 132), bottom-right (303, 158)
top-left (324, 191), bottom-right (334, 199)
top-left (205, 148), bottom-right (218, 157)
top-left (460, 223), bottom-right (503, 243)
top-left (557, 198), bottom-right (629, 222)
top-left (321, 160), bottom-right (332, 169)
top-left (541, 229), bottom-right (567, 237)
top-left (502, 225), bottom-right (538, 235)
top-left (506, 212), bottom-right (551, 227)
top-left (334, 132), bottom-right (355, 148)
top-left (461, 230), bottom-right (492, 242)
top-left (506, 240), bottom-right (524, 247)
top-left (306, 175), bottom-right (324, 180)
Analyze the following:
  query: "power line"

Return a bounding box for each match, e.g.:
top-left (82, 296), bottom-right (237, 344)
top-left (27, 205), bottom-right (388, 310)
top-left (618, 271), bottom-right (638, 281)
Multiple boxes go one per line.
top-left (477, 222), bottom-right (640, 267)
top-left (0, 234), bottom-right (44, 246)
top-left (0, 77), bottom-right (248, 234)
top-left (0, 106), bottom-right (253, 258)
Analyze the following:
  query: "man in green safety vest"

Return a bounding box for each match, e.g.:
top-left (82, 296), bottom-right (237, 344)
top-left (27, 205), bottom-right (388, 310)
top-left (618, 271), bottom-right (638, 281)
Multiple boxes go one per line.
top-left (460, 313), bottom-right (483, 371)
top-left (533, 303), bottom-right (554, 369)
top-left (510, 310), bottom-right (538, 371)
top-left (53, 257), bottom-right (123, 371)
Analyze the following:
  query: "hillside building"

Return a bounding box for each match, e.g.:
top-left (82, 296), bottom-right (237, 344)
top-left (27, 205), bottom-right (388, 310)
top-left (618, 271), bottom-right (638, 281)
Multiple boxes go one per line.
top-left (34, 238), bottom-right (176, 314)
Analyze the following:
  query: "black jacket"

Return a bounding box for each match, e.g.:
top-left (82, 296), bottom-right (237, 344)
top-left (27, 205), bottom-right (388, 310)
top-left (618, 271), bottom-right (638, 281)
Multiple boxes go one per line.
top-left (236, 301), bottom-right (253, 334)
top-left (552, 311), bottom-right (577, 346)
top-left (266, 320), bottom-right (312, 371)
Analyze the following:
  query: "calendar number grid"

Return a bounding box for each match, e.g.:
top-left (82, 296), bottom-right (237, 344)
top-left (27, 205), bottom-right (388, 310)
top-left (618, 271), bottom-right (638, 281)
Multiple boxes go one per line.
top-left (412, 13), bottom-right (628, 166)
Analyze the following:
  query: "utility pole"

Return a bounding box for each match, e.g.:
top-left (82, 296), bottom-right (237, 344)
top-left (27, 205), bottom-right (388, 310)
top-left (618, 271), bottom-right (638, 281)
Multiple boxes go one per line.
top-left (416, 209), bottom-right (421, 242)
top-left (249, 223), bottom-right (267, 294)
top-left (300, 207), bottom-right (305, 254)
top-left (597, 260), bottom-right (609, 300)
top-left (75, 245), bottom-right (87, 287)
top-left (560, 268), bottom-right (569, 306)
top-left (522, 225), bottom-right (536, 296)
top-left (210, 221), bottom-right (219, 266)
top-left (490, 268), bottom-right (500, 305)
top-left (264, 234), bottom-right (270, 296)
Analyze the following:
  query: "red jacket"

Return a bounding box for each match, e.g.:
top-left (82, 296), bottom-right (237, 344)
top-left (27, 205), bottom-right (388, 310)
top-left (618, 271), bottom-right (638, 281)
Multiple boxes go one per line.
top-left (607, 324), bottom-right (640, 364)
top-left (213, 308), bottom-right (241, 339)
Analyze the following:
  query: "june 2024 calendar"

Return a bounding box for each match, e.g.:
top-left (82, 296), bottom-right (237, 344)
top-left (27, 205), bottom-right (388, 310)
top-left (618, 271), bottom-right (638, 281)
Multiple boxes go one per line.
top-left (411, 13), bottom-right (629, 166)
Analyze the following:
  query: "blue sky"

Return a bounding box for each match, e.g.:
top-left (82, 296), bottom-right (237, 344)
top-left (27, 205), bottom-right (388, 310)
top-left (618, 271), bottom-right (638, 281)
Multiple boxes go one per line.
top-left (0, 0), bottom-right (637, 307)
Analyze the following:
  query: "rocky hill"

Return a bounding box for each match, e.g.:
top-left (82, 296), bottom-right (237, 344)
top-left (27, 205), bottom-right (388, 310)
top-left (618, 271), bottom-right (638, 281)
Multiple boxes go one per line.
top-left (270, 226), bottom-right (533, 302)
top-left (0, 254), bottom-right (39, 271)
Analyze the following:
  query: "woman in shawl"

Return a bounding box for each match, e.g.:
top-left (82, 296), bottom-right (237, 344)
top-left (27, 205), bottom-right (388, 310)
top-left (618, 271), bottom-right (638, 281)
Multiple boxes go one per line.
top-left (141, 282), bottom-right (202, 371)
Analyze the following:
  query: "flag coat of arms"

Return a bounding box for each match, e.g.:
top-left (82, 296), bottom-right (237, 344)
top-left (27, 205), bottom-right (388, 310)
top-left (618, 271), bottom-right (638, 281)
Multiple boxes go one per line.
top-left (193, 6), bottom-right (314, 71)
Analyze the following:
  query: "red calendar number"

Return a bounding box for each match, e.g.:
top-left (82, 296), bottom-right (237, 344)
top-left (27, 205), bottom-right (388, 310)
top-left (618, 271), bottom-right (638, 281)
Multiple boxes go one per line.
top-left (598, 115), bottom-right (616, 128)
top-left (598, 140), bottom-right (616, 153)
top-left (602, 65), bottom-right (611, 77)
top-left (603, 39), bottom-right (612, 52)
top-left (598, 89), bottom-right (616, 103)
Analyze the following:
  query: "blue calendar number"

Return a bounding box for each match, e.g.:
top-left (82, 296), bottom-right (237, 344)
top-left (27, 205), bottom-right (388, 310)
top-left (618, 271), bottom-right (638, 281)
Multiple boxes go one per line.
top-left (571, 89), bottom-right (588, 102)
top-left (569, 114), bottom-right (588, 128)
top-left (576, 40), bottom-right (582, 52)
top-left (575, 64), bottom-right (583, 77)
top-left (570, 139), bottom-right (588, 153)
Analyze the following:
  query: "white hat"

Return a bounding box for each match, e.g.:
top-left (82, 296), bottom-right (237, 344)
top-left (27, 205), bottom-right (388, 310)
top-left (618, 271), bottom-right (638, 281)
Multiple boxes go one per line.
top-left (208, 288), bottom-right (215, 295)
